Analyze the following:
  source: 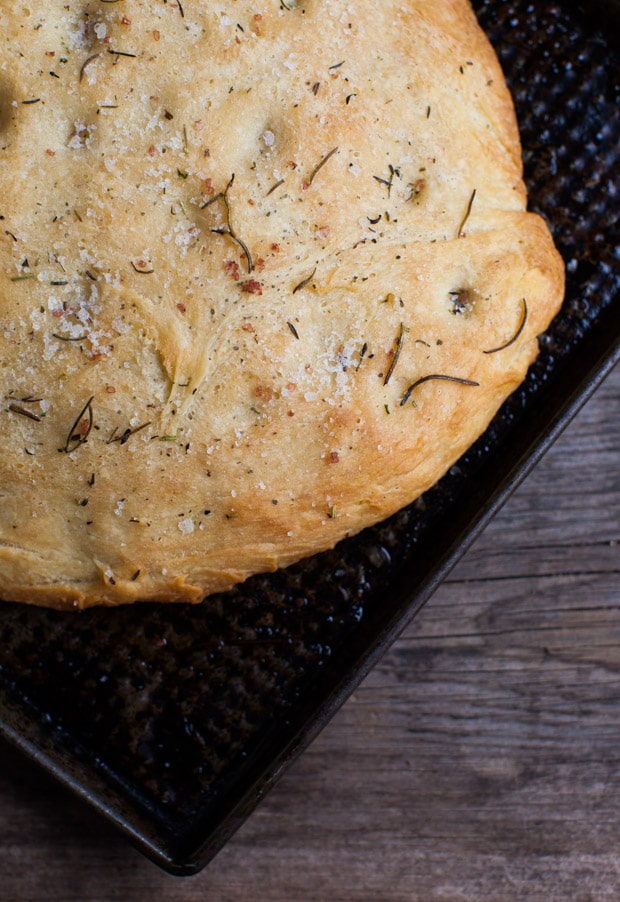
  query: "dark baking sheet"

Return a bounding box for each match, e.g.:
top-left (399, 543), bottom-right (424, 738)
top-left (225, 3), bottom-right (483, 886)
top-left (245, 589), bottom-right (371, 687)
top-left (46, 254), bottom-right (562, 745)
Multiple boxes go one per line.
top-left (0, 0), bottom-right (618, 876)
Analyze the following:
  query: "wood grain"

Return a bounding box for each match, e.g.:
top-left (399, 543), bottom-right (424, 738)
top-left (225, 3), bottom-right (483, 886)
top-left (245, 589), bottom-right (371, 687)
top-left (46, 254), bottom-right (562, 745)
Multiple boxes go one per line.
top-left (0, 362), bottom-right (618, 902)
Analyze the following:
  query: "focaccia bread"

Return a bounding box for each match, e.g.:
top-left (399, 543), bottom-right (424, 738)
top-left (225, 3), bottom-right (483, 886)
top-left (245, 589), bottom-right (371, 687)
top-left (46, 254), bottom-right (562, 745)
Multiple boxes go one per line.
top-left (0, 1), bottom-right (564, 609)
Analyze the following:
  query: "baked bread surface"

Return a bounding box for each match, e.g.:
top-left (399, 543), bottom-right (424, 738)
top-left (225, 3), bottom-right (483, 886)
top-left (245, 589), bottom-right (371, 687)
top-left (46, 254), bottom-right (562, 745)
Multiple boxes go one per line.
top-left (0, 0), bottom-right (564, 608)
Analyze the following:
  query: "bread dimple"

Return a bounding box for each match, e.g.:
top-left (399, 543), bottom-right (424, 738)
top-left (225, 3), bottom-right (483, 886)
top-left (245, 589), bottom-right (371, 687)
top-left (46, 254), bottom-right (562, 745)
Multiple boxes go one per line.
top-left (0, 1), bottom-right (564, 608)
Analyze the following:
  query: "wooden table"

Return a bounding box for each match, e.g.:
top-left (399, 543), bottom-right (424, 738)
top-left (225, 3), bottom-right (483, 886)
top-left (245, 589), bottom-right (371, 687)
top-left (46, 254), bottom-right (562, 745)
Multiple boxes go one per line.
top-left (0, 362), bottom-right (618, 901)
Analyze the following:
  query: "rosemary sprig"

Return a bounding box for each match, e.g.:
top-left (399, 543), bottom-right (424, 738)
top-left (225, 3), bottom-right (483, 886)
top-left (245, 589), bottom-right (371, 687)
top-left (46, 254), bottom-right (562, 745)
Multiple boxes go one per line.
top-left (80, 53), bottom-right (100, 83)
top-left (287, 321), bottom-right (300, 340)
top-left (8, 403), bottom-right (41, 422)
top-left (207, 175), bottom-right (253, 273)
top-left (223, 232), bottom-right (253, 274)
top-left (400, 374), bottom-right (479, 406)
top-left (107, 421), bottom-right (152, 446)
top-left (383, 323), bottom-right (406, 386)
top-left (53, 332), bottom-right (88, 342)
top-left (483, 298), bottom-right (528, 354)
top-left (373, 164), bottom-right (400, 197)
top-left (266, 178), bottom-right (285, 196)
top-left (107, 49), bottom-right (137, 58)
top-left (64, 396), bottom-right (94, 453)
top-left (292, 267), bottom-right (316, 294)
top-left (107, 49), bottom-right (137, 65)
top-left (457, 188), bottom-right (476, 238)
top-left (201, 191), bottom-right (225, 209)
top-left (305, 146), bottom-right (339, 188)
top-left (357, 342), bottom-right (368, 371)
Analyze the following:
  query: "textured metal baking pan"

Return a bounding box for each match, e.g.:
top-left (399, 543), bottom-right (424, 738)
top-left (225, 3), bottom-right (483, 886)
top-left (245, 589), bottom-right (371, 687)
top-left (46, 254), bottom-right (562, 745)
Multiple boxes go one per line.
top-left (0, 0), bottom-right (618, 876)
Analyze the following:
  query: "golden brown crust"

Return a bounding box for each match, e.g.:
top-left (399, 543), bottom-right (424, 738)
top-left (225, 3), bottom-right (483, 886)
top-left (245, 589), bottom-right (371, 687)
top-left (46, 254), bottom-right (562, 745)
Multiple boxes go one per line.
top-left (0, 1), bottom-right (564, 609)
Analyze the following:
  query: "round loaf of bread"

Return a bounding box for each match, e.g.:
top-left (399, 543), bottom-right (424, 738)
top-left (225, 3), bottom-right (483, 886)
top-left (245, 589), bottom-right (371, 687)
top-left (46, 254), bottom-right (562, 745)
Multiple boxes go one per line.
top-left (0, 1), bottom-right (564, 608)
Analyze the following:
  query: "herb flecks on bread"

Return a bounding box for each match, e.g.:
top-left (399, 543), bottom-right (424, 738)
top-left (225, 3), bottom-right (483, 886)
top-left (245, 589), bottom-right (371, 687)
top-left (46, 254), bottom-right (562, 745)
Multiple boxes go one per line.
top-left (0, 1), bottom-right (564, 608)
